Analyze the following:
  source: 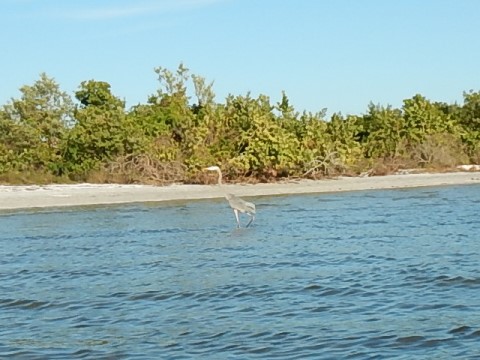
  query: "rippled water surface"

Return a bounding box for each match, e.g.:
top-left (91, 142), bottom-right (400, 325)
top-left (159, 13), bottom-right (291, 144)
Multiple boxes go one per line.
top-left (1, 184), bottom-right (480, 359)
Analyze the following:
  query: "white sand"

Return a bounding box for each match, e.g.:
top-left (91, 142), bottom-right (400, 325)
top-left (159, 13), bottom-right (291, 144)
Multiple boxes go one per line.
top-left (0, 171), bottom-right (479, 210)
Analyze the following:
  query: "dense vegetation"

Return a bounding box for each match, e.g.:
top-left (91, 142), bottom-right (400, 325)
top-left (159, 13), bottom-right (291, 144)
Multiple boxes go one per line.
top-left (1, 64), bottom-right (479, 184)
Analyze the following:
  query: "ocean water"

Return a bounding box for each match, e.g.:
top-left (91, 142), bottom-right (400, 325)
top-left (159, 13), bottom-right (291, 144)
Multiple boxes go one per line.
top-left (1, 184), bottom-right (480, 359)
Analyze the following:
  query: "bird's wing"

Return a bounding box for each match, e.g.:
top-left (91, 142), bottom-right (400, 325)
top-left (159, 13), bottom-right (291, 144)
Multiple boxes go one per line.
top-left (225, 193), bottom-right (256, 214)
top-left (244, 200), bottom-right (256, 214)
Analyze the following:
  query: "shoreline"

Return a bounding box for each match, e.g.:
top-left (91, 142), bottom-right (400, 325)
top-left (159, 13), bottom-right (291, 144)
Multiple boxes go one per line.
top-left (0, 171), bottom-right (479, 211)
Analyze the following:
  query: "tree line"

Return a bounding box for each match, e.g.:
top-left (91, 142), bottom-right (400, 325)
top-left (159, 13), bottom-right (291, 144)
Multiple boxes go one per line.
top-left (1, 64), bottom-right (479, 184)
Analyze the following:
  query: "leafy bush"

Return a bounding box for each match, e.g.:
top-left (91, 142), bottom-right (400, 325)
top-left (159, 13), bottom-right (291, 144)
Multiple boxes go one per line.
top-left (1, 67), bottom-right (479, 184)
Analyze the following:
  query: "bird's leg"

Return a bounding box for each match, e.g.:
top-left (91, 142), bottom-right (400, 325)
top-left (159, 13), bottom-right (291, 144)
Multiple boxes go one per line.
top-left (246, 214), bottom-right (255, 228)
top-left (233, 209), bottom-right (241, 228)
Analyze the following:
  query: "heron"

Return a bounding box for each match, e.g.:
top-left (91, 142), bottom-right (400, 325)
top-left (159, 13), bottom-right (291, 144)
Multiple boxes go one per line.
top-left (204, 165), bottom-right (256, 228)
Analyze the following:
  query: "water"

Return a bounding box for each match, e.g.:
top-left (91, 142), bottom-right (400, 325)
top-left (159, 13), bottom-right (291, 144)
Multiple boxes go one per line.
top-left (1, 184), bottom-right (480, 359)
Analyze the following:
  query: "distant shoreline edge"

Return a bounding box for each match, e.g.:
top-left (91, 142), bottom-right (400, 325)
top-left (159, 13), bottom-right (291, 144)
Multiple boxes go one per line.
top-left (1, 171), bottom-right (479, 211)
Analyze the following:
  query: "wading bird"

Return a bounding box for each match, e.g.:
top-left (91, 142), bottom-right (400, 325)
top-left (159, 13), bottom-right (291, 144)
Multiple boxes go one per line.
top-left (204, 166), bottom-right (256, 228)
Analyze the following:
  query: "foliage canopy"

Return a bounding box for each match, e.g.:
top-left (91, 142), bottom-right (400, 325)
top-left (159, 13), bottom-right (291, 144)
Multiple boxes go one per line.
top-left (1, 65), bottom-right (479, 184)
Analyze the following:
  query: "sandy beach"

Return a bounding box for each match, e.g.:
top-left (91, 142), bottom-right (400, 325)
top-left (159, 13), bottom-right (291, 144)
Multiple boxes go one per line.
top-left (0, 171), bottom-right (479, 211)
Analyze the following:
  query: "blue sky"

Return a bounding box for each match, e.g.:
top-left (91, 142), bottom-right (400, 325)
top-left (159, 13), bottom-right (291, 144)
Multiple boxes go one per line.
top-left (1, 0), bottom-right (479, 116)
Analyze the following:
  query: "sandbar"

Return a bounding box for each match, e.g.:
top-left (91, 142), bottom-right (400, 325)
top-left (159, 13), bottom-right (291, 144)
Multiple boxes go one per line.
top-left (0, 171), bottom-right (479, 211)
